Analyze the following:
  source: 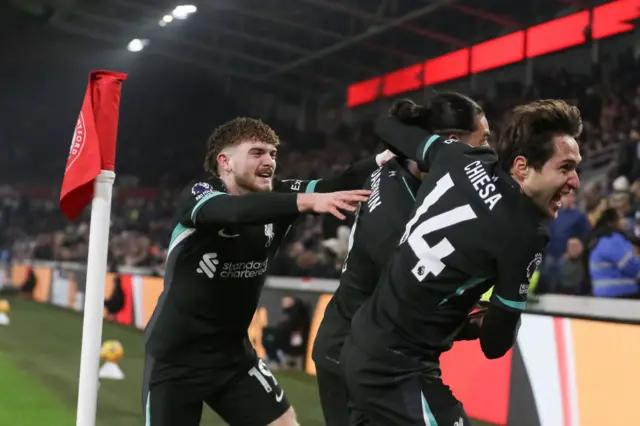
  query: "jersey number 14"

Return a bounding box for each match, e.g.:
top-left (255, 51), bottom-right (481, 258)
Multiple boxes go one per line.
top-left (401, 173), bottom-right (477, 282)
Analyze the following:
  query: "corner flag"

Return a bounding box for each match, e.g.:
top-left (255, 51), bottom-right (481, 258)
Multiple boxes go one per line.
top-left (59, 70), bottom-right (127, 426)
top-left (60, 70), bottom-right (126, 221)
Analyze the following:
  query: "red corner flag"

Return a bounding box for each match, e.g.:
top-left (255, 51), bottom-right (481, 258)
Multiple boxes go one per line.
top-left (60, 70), bottom-right (127, 221)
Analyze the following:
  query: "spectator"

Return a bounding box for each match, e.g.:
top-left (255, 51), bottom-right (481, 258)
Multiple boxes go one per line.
top-left (586, 208), bottom-right (640, 298)
top-left (263, 296), bottom-right (311, 369)
top-left (541, 192), bottom-right (591, 292)
top-left (609, 191), bottom-right (634, 235)
top-left (556, 238), bottom-right (589, 295)
top-left (547, 191), bottom-right (591, 259)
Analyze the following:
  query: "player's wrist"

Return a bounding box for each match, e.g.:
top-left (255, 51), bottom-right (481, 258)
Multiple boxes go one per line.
top-left (375, 149), bottom-right (395, 166)
top-left (296, 193), bottom-right (314, 212)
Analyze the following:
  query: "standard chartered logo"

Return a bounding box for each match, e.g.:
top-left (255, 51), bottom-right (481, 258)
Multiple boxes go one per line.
top-left (197, 253), bottom-right (219, 278)
top-left (197, 252), bottom-right (268, 279)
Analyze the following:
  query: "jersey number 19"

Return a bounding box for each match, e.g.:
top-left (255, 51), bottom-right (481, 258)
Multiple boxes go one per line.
top-left (400, 173), bottom-right (477, 282)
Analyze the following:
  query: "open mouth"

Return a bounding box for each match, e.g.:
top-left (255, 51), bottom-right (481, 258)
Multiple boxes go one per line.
top-left (550, 190), bottom-right (570, 210)
top-left (256, 171), bottom-right (273, 180)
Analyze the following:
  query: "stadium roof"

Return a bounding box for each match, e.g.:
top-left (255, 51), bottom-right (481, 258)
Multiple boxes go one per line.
top-left (27, 0), bottom-right (607, 97)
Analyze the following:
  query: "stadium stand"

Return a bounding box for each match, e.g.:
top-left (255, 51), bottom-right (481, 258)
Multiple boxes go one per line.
top-left (3, 48), bottom-right (640, 299)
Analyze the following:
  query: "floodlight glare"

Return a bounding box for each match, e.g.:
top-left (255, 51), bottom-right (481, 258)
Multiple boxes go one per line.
top-left (127, 39), bottom-right (146, 52)
top-left (171, 5), bottom-right (197, 19)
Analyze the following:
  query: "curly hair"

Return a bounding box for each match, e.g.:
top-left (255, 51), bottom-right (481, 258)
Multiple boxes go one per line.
top-left (204, 117), bottom-right (280, 175)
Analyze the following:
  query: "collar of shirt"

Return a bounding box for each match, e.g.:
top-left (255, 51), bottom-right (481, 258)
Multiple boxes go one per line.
top-left (390, 158), bottom-right (421, 196)
top-left (495, 168), bottom-right (550, 226)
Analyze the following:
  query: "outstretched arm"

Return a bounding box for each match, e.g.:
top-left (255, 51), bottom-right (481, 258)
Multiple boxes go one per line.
top-left (275, 151), bottom-right (394, 194)
top-left (179, 183), bottom-right (370, 227)
top-left (188, 190), bottom-right (300, 226)
top-left (374, 117), bottom-right (493, 173)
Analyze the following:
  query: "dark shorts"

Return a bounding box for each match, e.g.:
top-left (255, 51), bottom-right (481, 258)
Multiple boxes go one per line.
top-left (312, 301), bottom-right (350, 374)
top-left (142, 352), bottom-right (290, 426)
top-left (341, 338), bottom-right (470, 426)
top-left (316, 364), bottom-right (369, 426)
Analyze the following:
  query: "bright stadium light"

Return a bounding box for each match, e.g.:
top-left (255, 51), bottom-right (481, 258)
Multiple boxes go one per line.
top-left (162, 14), bottom-right (173, 23)
top-left (127, 39), bottom-right (147, 52)
top-left (179, 5), bottom-right (197, 13)
top-left (159, 20), bottom-right (167, 27)
top-left (171, 5), bottom-right (197, 19)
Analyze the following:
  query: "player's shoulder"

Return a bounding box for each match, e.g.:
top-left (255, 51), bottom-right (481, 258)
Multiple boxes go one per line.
top-left (435, 138), bottom-right (497, 162)
top-left (273, 177), bottom-right (300, 192)
top-left (178, 176), bottom-right (226, 206)
top-left (449, 153), bottom-right (504, 217)
top-left (488, 171), bottom-right (550, 246)
top-left (364, 159), bottom-right (417, 213)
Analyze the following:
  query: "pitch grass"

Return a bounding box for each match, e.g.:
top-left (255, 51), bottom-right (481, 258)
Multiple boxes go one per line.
top-left (0, 298), bottom-right (495, 425)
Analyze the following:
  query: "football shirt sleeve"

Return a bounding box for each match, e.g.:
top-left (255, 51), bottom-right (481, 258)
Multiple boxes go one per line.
top-left (178, 181), bottom-right (299, 228)
top-left (274, 157), bottom-right (378, 194)
top-left (374, 117), bottom-right (476, 173)
top-left (490, 241), bottom-right (541, 312)
top-left (477, 237), bottom-right (541, 359)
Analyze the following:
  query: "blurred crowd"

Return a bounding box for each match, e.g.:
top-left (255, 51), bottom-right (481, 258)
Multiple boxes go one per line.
top-left (3, 49), bottom-right (640, 298)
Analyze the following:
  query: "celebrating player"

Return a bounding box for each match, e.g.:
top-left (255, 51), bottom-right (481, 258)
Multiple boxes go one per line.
top-left (341, 99), bottom-right (582, 425)
top-left (142, 117), bottom-right (394, 426)
top-left (311, 93), bottom-right (490, 426)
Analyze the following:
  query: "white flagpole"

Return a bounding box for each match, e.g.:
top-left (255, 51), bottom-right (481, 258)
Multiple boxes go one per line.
top-left (76, 170), bottom-right (116, 426)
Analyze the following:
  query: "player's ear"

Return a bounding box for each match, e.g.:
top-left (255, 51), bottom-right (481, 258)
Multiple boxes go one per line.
top-left (217, 151), bottom-right (233, 173)
top-left (512, 155), bottom-right (529, 182)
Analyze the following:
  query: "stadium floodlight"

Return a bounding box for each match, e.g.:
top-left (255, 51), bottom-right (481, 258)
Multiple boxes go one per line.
top-left (171, 5), bottom-right (197, 19)
top-left (159, 20), bottom-right (167, 27)
top-left (179, 4), bottom-right (197, 13)
top-left (162, 14), bottom-right (173, 23)
top-left (127, 39), bottom-right (147, 52)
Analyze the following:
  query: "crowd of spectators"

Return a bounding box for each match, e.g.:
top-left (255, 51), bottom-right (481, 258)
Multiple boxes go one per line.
top-left (3, 49), bottom-right (640, 298)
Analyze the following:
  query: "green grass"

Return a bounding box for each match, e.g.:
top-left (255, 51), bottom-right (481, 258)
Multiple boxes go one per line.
top-left (0, 298), bottom-right (494, 425)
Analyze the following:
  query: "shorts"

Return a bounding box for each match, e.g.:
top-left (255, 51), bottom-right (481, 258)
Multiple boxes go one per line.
top-left (312, 301), bottom-right (350, 375)
top-left (316, 364), bottom-right (368, 426)
top-left (341, 338), bottom-right (469, 426)
top-left (142, 352), bottom-right (290, 426)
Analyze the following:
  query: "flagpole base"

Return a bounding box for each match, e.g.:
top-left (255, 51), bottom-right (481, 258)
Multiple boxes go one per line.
top-left (96, 169), bottom-right (116, 184)
top-left (98, 362), bottom-right (124, 380)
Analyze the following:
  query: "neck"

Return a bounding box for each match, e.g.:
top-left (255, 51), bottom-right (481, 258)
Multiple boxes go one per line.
top-left (219, 173), bottom-right (250, 195)
top-left (404, 160), bottom-right (423, 181)
top-left (508, 170), bottom-right (549, 219)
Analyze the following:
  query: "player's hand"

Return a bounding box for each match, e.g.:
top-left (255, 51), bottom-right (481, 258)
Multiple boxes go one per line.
top-left (296, 190), bottom-right (371, 220)
top-left (375, 149), bottom-right (396, 166)
top-left (454, 302), bottom-right (489, 341)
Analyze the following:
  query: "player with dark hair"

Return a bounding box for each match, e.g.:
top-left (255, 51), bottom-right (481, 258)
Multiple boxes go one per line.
top-left (142, 117), bottom-right (394, 426)
top-left (311, 93), bottom-right (490, 426)
top-left (341, 99), bottom-right (582, 424)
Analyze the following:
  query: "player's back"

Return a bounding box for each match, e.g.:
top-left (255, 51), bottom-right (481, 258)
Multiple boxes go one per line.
top-left (312, 160), bottom-right (420, 370)
top-left (334, 159), bottom-right (420, 319)
top-left (350, 140), bottom-right (548, 368)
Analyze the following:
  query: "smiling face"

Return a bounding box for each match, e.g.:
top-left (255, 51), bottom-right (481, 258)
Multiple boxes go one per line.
top-left (514, 135), bottom-right (582, 218)
top-left (217, 140), bottom-right (277, 193)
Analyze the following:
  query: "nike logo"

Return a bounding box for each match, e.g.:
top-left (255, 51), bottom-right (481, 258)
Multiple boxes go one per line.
top-left (218, 229), bottom-right (239, 238)
top-left (275, 390), bottom-right (284, 402)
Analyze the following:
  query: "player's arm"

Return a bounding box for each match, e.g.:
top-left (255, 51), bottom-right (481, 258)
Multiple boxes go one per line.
top-left (186, 189), bottom-right (298, 226)
top-left (274, 152), bottom-right (393, 194)
top-left (374, 117), bottom-right (493, 173)
top-left (181, 184), bottom-right (370, 227)
top-left (478, 244), bottom-right (538, 359)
